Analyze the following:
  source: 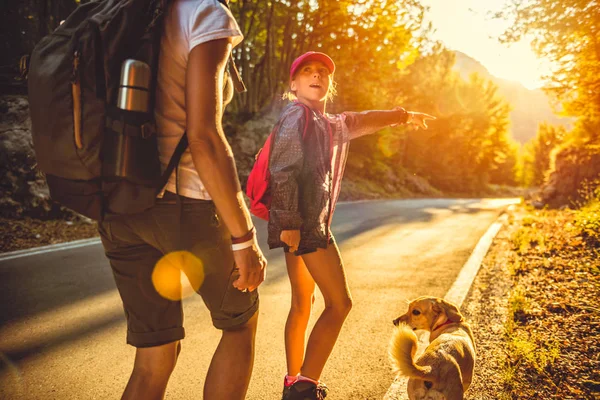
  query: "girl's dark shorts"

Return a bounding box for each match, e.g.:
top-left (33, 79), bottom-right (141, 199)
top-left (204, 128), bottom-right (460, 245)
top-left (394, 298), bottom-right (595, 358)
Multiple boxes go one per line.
top-left (283, 235), bottom-right (335, 256)
top-left (98, 191), bottom-right (259, 348)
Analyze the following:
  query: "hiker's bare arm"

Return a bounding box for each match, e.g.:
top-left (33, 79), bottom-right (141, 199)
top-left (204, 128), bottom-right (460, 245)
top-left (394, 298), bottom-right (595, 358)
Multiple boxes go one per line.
top-left (187, 38), bottom-right (265, 291)
top-left (186, 38), bottom-right (249, 237)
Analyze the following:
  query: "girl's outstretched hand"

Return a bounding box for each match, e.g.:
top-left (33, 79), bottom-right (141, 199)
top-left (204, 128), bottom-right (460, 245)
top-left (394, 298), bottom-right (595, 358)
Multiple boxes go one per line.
top-left (280, 230), bottom-right (301, 253)
top-left (407, 112), bottom-right (436, 130)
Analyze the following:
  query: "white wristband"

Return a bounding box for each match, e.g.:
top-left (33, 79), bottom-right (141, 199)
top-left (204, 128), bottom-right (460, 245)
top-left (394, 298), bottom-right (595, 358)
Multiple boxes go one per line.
top-left (231, 237), bottom-right (256, 251)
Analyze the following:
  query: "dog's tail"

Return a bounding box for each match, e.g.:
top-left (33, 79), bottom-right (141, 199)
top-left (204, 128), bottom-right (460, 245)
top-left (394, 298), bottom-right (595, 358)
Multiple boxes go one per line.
top-left (388, 324), bottom-right (435, 381)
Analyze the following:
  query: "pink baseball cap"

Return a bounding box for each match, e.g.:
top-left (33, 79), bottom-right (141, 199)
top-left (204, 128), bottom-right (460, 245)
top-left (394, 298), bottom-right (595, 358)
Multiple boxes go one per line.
top-left (289, 51), bottom-right (335, 80)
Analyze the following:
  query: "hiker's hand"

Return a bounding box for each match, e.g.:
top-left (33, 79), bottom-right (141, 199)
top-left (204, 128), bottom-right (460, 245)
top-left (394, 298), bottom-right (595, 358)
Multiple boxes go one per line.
top-left (407, 112), bottom-right (436, 130)
top-left (232, 244), bottom-right (267, 292)
top-left (280, 230), bottom-right (301, 253)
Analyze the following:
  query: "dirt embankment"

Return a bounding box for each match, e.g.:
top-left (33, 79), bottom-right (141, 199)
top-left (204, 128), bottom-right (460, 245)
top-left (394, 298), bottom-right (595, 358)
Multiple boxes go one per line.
top-left (462, 205), bottom-right (599, 399)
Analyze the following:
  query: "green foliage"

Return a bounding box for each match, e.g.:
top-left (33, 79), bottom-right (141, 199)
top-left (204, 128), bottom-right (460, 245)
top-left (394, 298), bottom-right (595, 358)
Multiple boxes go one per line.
top-left (520, 122), bottom-right (566, 187)
top-left (498, 0), bottom-right (600, 144)
top-left (506, 333), bottom-right (560, 374)
top-left (574, 182), bottom-right (600, 246)
top-left (229, 0), bottom-right (428, 115)
top-left (507, 285), bottom-right (529, 320)
top-left (498, 0), bottom-right (600, 194)
top-left (504, 286), bottom-right (560, 379)
top-left (384, 49), bottom-right (518, 192)
top-left (511, 224), bottom-right (547, 255)
top-left (13, 0), bottom-right (524, 195)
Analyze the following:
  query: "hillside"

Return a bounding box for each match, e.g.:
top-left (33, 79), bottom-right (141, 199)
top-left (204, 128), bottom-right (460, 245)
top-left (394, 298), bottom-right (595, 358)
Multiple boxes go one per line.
top-left (453, 51), bottom-right (570, 144)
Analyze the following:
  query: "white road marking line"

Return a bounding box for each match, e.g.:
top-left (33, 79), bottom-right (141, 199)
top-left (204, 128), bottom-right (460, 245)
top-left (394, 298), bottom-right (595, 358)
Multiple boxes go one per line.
top-left (444, 214), bottom-right (507, 306)
top-left (0, 237), bottom-right (101, 262)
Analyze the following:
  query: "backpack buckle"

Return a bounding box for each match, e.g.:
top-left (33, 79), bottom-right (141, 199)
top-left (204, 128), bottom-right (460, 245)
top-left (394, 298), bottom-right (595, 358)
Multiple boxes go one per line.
top-left (141, 122), bottom-right (156, 139)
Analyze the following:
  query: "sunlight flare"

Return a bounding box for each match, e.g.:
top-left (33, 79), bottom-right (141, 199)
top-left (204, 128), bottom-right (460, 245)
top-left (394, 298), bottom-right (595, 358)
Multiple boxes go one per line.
top-left (152, 251), bottom-right (205, 301)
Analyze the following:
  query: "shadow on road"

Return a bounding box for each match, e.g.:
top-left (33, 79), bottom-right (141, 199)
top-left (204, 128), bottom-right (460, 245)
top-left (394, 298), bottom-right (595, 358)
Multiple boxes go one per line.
top-left (248, 198), bottom-right (499, 284)
top-left (0, 197), bottom-right (510, 367)
top-left (1, 312), bottom-right (124, 365)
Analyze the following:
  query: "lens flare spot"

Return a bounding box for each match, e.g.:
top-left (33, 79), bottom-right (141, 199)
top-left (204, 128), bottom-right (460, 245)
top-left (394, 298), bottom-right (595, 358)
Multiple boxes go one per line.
top-left (152, 251), bottom-right (205, 301)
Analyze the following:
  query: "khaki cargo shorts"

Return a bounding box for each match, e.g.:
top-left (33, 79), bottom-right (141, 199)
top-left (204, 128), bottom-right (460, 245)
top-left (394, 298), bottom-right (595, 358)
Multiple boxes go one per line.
top-left (98, 191), bottom-right (259, 348)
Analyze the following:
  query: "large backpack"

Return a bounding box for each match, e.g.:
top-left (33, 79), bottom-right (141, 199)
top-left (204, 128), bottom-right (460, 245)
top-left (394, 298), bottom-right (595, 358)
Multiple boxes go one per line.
top-left (27, 0), bottom-right (243, 221)
top-left (246, 102), bottom-right (312, 220)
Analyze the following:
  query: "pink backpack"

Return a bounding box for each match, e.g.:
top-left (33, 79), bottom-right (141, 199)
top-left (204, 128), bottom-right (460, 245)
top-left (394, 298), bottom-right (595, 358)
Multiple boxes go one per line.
top-left (246, 103), bottom-right (312, 220)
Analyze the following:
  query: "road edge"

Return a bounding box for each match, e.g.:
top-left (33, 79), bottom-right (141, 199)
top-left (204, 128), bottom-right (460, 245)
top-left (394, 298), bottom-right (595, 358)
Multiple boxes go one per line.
top-left (0, 237), bottom-right (101, 263)
top-left (384, 206), bottom-right (515, 399)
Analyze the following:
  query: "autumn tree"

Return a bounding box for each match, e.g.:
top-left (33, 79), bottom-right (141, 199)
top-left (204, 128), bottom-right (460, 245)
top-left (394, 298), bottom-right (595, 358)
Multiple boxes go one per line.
top-left (228, 0), bottom-right (427, 116)
top-left (497, 0), bottom-right (599, 205)
top-left (372, 49), bottom-right (515, 192)
top-left (521, 123), bottom-right (566, 186)
top-left (7, 0), bottom-right (522, 195)
top-left (0, 0), bottom-right (79, 77)
top-left (498, 0), bottom-right (600, 144)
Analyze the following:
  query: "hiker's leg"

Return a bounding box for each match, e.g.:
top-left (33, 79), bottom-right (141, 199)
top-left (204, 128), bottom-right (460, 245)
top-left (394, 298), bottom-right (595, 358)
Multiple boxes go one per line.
top-left (155, 195), bottom-right (258, 400)
top-left (300, 241), bottom-right (352, 380)
top-left (284, 251), bottom-right (316, 376)
top-left (98, 212), bottom-right (186, 400)
top-left (203, 312), bottom-right (258, 400)
top-left (121, 341), bottom-right (181, 400)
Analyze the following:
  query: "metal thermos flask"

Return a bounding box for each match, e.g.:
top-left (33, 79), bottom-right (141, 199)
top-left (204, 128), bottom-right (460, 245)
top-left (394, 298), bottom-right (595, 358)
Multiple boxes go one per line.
top-left (103, 58), bottom-right (158, 184)
top-left (117, 59), bottom-right (150, 112)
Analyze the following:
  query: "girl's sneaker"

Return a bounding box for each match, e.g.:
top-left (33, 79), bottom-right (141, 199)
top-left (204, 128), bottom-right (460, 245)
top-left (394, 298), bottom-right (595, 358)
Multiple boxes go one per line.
top-left (281, 379), bottom-right (329, 400)
top-left (281, 375), bottom-right (298, 400)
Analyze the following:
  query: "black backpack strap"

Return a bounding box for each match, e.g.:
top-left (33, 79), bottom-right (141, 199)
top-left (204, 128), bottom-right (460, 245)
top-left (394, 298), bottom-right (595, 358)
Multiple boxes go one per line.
top-left (156, 132), bottom-right (188, 195)
top-left (152, 0), bottom-right (185, 196)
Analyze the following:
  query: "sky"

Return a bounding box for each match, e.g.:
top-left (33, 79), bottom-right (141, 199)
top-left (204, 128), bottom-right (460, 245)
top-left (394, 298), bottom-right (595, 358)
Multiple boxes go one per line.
top-left (421, 0), bottom-right (552, 89)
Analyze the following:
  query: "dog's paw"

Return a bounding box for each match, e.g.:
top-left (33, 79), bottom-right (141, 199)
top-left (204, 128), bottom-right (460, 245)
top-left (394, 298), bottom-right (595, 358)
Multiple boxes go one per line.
top-left (411, 383), bottom-right (446, 400)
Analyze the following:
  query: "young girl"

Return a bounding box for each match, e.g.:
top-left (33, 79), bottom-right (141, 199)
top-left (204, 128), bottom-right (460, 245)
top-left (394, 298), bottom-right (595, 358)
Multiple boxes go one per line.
top-left (267, 51), bottom-right (435, 400)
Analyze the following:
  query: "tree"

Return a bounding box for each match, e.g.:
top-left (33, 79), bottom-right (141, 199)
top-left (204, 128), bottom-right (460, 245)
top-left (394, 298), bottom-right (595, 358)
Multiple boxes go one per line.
top-left (7, 0), bottom-right (522, 195)
top-left (228, 0), bottom-right (427, 116)
top-left (521, 122), bottom-right (566, 186)
top-left (0, 0), bottom-right (79, 72)
top-left (384, 49), bottom-right (515, 192)
top-left (497, 0), bottom-right (600, 144)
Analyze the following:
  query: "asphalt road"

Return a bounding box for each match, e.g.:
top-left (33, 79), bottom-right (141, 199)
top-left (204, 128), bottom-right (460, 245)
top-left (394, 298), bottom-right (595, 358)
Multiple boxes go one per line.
top-left (0, 198), bottom-right (518, 400)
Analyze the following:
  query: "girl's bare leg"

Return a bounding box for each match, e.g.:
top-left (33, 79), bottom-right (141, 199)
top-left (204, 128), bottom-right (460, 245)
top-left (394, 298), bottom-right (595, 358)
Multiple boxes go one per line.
top-left (300, 242), bottom-right (352, 380)
top-left (284, 251), bottom-right (316, 376)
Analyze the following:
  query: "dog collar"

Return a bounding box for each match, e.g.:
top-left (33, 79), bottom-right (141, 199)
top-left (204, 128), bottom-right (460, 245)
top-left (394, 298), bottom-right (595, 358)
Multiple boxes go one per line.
top-left (432, 319), bottom-right (454, 331)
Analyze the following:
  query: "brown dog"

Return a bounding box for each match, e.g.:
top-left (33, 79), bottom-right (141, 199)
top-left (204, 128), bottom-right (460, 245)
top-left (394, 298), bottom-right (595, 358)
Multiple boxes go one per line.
top-left (389, 296), bottom-right (476, 400)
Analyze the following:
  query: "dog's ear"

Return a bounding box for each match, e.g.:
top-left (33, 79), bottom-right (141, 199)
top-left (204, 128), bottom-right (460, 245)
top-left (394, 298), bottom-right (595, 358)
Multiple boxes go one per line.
top-left (434, 299), bottom-right (464, 322)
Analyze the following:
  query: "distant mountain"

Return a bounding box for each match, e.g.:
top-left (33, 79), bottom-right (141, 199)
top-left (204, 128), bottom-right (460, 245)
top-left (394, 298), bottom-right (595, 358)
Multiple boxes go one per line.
top-left (452, 51), bottom-right (570, 144)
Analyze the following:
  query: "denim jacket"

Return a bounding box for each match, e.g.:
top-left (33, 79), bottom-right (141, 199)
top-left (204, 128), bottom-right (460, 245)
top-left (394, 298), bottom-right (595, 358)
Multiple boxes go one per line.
top-left (267, 101), bottom-right (408, 251)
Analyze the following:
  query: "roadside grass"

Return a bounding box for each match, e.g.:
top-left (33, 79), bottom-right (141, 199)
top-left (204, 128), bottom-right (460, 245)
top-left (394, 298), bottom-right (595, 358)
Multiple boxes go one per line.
top-left (499, 204), bottom-right (600, 399)
top-left (573, 185), bottom-right (600, 247)
top-left (503, 280), bottom-right (561, 391)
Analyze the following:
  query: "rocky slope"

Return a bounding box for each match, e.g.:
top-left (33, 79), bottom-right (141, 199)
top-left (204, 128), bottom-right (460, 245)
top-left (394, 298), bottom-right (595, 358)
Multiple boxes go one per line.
top-left (0, 95), bottom-right (62, 219)
top-left (462, 205), bottom-right (599, 399)
top-left (539, 144), bottom-right (600, 208)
